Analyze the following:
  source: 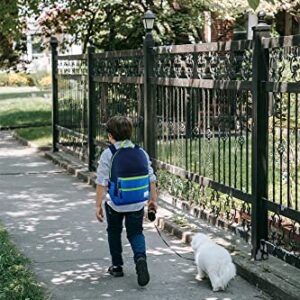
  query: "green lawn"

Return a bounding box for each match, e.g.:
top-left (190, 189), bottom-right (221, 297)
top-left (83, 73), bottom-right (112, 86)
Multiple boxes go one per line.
top-left (157, 135), bottom-right (252, 192)
top-left (0, 225), bottom-right (45, 299)
top-left (16, 126), bottom-right (52, 147)
top-left (0, 91), bottom-right (52, 147)
top-left (0, 97), bottom-right (51, 127)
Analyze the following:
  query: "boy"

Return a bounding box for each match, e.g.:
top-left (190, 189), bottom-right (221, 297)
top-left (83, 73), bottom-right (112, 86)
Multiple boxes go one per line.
top-left (95, 116), bottom-right (158, 287)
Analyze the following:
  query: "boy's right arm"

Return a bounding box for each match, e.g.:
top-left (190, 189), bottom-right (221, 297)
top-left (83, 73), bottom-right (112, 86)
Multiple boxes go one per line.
top-left (96, 185), bottom-right (107, 222)
top-left (95, 149), bottom-right (111, 223)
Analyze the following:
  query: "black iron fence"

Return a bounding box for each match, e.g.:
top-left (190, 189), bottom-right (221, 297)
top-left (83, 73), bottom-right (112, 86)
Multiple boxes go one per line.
top-left (50, 13), bottom-right (300, 267)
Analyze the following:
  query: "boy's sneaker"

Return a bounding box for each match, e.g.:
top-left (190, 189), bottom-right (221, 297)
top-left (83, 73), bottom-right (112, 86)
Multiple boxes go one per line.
top-left (135, 257), bottom-right (150, 286)
top-left (108, 265), bottom-right (124, 277)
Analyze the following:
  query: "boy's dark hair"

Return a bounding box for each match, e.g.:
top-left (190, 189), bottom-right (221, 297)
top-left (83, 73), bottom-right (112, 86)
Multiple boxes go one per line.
top-left (106, 116), bottom-right (133, 141)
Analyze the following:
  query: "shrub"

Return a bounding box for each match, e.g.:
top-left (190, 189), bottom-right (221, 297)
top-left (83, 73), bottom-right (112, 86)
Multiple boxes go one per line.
top-left (38, 75), bottom-right (52, 89)
top-left (9, 73), bottom-right (29, 86)
top-left (0, 73), bottom-right (7, 86)
top-left (0, 73), bottom-right (34, 86)
top-left (29, 71), bottom-right (50, 87)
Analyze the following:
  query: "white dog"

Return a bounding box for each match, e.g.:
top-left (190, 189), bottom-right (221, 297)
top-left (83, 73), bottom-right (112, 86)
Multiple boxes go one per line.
top-left (191, 233), bottom-right (236, 291)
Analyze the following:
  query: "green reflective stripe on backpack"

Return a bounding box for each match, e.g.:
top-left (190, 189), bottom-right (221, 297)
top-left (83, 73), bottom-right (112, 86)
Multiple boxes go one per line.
top-left (118, 175), bottom-right (149, 181)
top-left (120, 184), bottom-right (149, 192)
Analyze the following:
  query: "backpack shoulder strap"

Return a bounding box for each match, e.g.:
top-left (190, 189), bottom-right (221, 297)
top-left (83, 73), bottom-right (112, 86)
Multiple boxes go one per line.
top-left (108, 144), bottom-right (117, 155)
top-left (109, 144), bottom-right (125, 180)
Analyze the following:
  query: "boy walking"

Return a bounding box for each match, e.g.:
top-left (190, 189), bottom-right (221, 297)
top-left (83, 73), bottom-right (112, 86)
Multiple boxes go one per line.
top-left (95, 116), bottom-right (158, 287)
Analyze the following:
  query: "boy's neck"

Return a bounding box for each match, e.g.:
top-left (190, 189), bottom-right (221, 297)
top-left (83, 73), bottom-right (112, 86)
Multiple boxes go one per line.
top-left (115, 139), bottom-right (129, 144)
top-left (112, 140), bottom-right (132, 146)
top-left (108, 135), bottom-right (116, 144)
top-left (108, 133), bottom-right (131, 145)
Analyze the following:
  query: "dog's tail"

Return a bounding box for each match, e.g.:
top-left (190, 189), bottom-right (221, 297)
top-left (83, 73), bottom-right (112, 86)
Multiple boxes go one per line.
top-left (209, 262), bottom-right (236, 291)
top-left (220, 262), bottom-right (236, 287)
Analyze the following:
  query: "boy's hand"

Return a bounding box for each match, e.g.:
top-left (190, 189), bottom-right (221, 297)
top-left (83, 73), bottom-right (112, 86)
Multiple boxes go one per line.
top-left (147, 200), bottom-right (158, 211)
top-left (96, 206), bottom-right (104, 222)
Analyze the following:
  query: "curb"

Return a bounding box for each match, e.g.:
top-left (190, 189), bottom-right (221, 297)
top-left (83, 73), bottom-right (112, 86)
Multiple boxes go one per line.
top-left (44, 151), bottom-right (97, 187)
top-left (1, 123), bottom-right (51, 131)
top-left (44, 151), bottom-right (300, 300)
top-left (12, 131), bottom-right (51, 152)
top-left (158, 192), bottom-right (251, 242)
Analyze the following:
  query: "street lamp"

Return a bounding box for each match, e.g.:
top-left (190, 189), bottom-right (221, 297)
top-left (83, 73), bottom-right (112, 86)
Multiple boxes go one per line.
top-left (142, 10), bottom-right (155, 32)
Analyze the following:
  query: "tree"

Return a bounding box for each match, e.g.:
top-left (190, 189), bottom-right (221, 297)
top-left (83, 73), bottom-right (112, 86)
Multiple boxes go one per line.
top-left (206, 0), bottom-right (298, 20)
top-left (1, 0), bottom-right (298, 69)
top-left (0, 0), bottom-right (39, 69)
top-left (247, 0), bottom-right (299, 16)
top-left (37, 0), bottom-right (208, 53)
top-left (37, 0), bottom-right (300, 53)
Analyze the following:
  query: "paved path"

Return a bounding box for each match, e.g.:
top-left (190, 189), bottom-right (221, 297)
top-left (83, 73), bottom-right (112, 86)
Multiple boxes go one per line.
top-left (0, 131), bottom-right (270, 300)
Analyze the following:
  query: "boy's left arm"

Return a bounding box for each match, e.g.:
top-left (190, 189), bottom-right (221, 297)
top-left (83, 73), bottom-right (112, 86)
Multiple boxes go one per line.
top-left (144, 150), bottom-right (158, 210)
top-left (148, 182), bottom-right (158, 211)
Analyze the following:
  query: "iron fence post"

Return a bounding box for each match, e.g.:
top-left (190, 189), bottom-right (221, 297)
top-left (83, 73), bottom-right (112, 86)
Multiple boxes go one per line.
top-left (251, 11), bottom-right (271, 259)
top-left (87, 42), bottom-right (96, 171)
top-left (50, 37), bottom-right (59, 152)
top-left (143, 31), bottom-right (156, 159)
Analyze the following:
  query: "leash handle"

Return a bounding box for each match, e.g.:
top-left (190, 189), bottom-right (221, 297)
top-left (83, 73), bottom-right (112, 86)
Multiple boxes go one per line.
top-left (154, 224), bottom-right (194, 262)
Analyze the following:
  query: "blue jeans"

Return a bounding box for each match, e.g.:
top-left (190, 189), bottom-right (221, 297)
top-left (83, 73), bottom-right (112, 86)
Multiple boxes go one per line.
top-left (105, 202), bottom-right (146, 266)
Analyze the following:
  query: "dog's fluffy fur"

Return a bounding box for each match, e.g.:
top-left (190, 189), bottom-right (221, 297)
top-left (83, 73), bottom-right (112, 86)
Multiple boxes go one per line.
top-left (191, 233), bottom-right (236, 291)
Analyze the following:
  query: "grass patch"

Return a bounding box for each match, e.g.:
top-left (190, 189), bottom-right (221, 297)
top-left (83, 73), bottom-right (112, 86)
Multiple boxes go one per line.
top-left (172, 214), bottom-right (189, 227)
top-left (15, 126), bottom-right (52, 147)
top-left (0, 97), bottom-right (51, 127)
top-left (0, 225), bottom-right (45, 299)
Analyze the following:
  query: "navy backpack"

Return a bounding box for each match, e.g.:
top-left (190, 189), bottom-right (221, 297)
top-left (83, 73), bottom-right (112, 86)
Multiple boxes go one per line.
top-left (108, 143), bottom-right (150, 206)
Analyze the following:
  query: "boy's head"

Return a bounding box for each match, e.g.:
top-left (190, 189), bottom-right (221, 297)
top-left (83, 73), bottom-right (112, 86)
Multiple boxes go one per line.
top-left (106, 116), bottom-right (133, 141)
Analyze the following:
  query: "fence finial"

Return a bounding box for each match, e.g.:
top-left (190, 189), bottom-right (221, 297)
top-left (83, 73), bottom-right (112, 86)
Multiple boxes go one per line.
top-left (50, 36), bottom-right (58, 46)
top-left (257, 11), bottom-right (266, 24)
top-left (253, 11), bottom-right (270, 32)
top-left (88, 38), bottom-right (94, 47)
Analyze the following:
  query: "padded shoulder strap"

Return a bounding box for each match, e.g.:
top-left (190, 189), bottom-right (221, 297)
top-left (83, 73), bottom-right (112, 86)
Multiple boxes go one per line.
top-left (109, 144), bottom-right (122, 180)
top-left (108, 144), bottom-right (117, 155)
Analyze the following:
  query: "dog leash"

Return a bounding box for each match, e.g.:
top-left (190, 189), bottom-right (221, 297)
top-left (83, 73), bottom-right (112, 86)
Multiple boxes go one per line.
top-left (154, 223), bottom-right (194, 262)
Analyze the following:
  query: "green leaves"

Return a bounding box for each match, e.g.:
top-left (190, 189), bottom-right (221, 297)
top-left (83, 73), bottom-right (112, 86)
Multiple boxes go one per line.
top-left (247, 0), bottom-right (276, 10)
top-left (0, 0), bottom-right (41, 69)
top-left (247, 0), bottom-right (260, 10)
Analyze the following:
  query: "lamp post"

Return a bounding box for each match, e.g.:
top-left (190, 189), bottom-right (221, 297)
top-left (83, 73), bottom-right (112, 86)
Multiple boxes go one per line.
top-left (142, 10), bottom-right (155, 31)
top-left (143, 10), bottom-right (156, 159)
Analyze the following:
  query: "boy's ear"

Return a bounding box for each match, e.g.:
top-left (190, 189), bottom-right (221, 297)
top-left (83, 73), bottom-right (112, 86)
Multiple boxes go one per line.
top-left (108, 133), bottom-right (115, 143)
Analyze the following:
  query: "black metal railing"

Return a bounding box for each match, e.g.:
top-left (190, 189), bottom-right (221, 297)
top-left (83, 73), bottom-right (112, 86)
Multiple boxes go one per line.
top-left (262, 35), bottom-right (300, 264)
top-left (49, 42), bottom-right (89, 160)
top-left (91, 49), bottom-right (144, 169)
top-left (51, 13), bottom-right (300, 267)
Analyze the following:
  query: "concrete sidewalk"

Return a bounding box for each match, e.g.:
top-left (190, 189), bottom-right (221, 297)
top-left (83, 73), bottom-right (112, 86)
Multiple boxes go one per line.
top-left (0, 131), bottom-right (269, 300)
